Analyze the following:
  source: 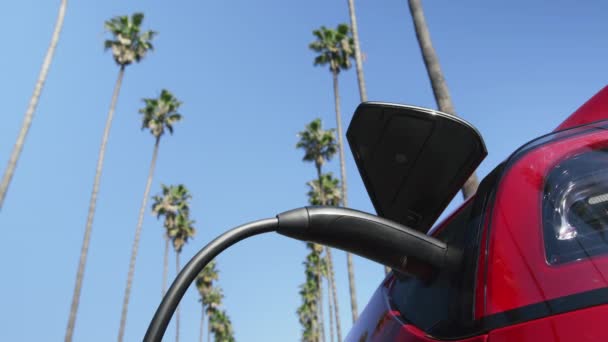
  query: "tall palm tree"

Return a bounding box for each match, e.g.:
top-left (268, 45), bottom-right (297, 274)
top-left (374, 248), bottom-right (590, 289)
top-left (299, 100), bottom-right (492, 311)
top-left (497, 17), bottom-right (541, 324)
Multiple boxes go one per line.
top-left (210, 309), bottom-right (236, 342)
top-left (196, 261), bottom-right (219, 342)
top-left (297, 119), bottom-right (337, 209)
top-left (152, 185), bottom-right (175, 297)
top-left (170, 210), bottom-right (196, 342)
top-left (152, 183), bottom-right (190, 297)
top-left (297, 119), bottom-right (340, 340)
top-left (151, 184), bottom-right (194, 342)
top-left (65, 13), bottom-right (155, 342)
top-left (307, 174), bottom-right (343, 342)
top-left (297, 275), bottom-right (315, 342)
top-left (346, 0), bottom-right (368, 102)
top-left (118, 89), bottom-right (182, 342)
top-left (202, 287), bottom-right (223, 314)
top-left (306, 173), bottom-right (341, 207)
top-left (200, 281), bottom-right (236, 342)
top-left (202, 287), bottom-right (223, 342)
top-left (345, 0), bottom-right (390, 275)
top-left (297, 243), bottom-right (325, 342)
top-left (407, 0), bottom-right (479, 199)
top-left (309, 24), bottom-right (360, 322)
top-left (0, 0), bottom-right (68, 210)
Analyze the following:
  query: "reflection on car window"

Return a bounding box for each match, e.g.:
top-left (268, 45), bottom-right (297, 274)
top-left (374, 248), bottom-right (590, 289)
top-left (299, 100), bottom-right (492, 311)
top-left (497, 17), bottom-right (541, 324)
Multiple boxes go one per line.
top-left (389, 201), bottom-right (474, 332)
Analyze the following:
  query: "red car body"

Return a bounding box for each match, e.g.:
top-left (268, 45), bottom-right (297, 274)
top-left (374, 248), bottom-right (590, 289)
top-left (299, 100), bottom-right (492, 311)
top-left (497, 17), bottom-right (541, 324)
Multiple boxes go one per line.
top-left (346, 87), bottom-right (608, 342)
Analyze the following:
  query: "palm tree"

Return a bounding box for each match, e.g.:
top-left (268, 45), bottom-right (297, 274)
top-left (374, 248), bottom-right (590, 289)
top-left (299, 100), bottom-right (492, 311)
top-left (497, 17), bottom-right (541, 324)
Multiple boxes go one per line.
top-left (200, 282), bottom-right (236, 342)
top-left (152, 184), bottom-right (190, 297)
top-left (202, 287), bottom-right (223, 342)
top-left (309, 24), bottom-right (360, 322)
top-left (0, 0), bottom-right (68, 210)
top-left (151, 185), bottom-right (175, 297)
top-left (307, 174), bottom-right (343, 342)
top-left (345, 0), bottom-right (389, 276)
top-left (306, 173), bottom-right (341, 207)
top-left (297, 119), bottom-right (340, 340)
top-left (210, 310), bottom-right (236, 342)
top-left (118, 89), bottom-right (182, 342)
top-left (196, 261), bottom-right (219, 342)
top-left (297, 279), bottom-right (316, 342)
top-left (170, 211), bottom-right (196, 342)
top-left (297, 243), bottom-right (325, 342)
top-left (407, 0), bottom-right (479, 199)
top-left (65, 13), bottom-right (155, 342)
top-left (297, 119), bottom-right (338, 201)
top-left (350, 2), bottom-right (394, 277)
top-left (151, 184), bottom-right (194, 342)
top-left (346, 0), bottom-right (368, 102)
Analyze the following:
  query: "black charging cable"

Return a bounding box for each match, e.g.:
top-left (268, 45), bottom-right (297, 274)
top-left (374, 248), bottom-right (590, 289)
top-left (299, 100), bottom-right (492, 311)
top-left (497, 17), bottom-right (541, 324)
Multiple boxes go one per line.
top-left (143, 217), bottom-right (278, 342)
top-left (144, 206), bottom-right (454, 341)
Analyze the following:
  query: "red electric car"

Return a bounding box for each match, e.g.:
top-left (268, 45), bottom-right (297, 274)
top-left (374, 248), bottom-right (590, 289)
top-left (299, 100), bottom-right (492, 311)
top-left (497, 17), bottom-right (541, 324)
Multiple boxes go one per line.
top-left (144, 87), bottom-right (608, 342)
top-left (344, 87), bottom-right (608, 342)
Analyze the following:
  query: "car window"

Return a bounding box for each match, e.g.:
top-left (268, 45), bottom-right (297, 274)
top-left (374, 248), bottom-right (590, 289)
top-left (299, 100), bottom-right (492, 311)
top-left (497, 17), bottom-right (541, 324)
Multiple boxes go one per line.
top-left (388, 200), bottom-right (474, 332)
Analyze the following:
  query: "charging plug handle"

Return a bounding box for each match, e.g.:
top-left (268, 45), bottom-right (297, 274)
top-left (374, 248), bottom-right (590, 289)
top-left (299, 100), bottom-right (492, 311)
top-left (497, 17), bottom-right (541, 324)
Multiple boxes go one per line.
top-left (277, 206), bottom-right (456, 274)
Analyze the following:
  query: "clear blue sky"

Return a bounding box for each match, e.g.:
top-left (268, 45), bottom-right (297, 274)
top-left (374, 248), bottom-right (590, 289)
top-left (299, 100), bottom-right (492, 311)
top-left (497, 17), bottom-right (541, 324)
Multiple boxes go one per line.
top-left (1, 1), bottom-right (607, 341)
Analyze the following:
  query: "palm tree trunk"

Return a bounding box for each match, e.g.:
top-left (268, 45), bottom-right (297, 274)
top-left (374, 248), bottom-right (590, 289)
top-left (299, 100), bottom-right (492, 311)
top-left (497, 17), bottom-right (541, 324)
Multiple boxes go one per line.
top-left (0, 0), bottom-right (68, 211)
top-left (175, 252), bottom-right (181, 342)
top-left (65, 64), bottom-right (125, 342)
top-left (346, 0), bottom-right (368, 103)
top-left (199, 307), bottom-right (204, 342)
top-left (315, 165), bottom-right (326, 206)
top-left (407, 0), bottom-right (479, 199)
top-left (162, 234), bottom-right (169, 297)
top-left (118, 136), bottom-right (161, 342)
top-left (332, 71), bottom-right (359, 323)
top-left (207, 316), bottom-right (211, 342)
top-left (313, 248), bottom-right (325, 342)
top-left (318, 262), bottom-right (325, 342)
top-left (327, 275), bottom-right (334, 342)
top-left (347, 1), bottom-right (389, 277)
top-left (325, 248), bottom-right (342, 342)
top-left (332, 71), bottom-right (348, 211)
top-left (317, 160), bottom-right (338, 342)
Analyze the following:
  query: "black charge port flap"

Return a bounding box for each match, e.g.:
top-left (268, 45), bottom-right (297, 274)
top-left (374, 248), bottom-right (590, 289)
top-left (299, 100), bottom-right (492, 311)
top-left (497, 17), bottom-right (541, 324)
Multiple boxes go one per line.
top-left (346, 103), bottom-right (487, 232)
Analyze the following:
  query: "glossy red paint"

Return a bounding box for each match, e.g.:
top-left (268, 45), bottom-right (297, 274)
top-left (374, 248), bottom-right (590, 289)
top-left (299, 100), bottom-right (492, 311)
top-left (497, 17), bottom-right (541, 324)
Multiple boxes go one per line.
top-left (474, 208), bottom-right (491, 320)
top-left (555, 86), bottom-right (608, 131)
top-left (487, 305), bottom-right (608, 342)
top-left (484, 128), bottom-right (608, 315)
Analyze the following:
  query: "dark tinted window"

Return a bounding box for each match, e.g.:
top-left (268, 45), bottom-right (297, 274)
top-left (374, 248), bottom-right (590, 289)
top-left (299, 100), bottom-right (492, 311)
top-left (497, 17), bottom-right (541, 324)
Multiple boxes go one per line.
top-left (389, 201), bottom-right (475, 332)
